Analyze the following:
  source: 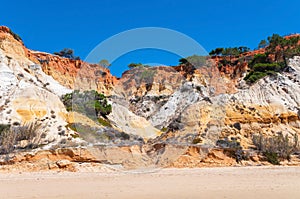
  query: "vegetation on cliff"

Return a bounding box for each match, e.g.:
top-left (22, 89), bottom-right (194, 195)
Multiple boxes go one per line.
top-left (207, 33), bottom-right (300, 84)
top-left (99, 59), bottom-right (111, 68)
top-left (128, 63), bottom-right (151, 68)
top-left (209, 46), bottom-right (250, 56)
top-left (61, 90), bottom-right (112, 120)
top-left (0, 122), bottom-right (46, 154)
top-left (244, 34), bottom-right (300, 84)
top-left (180, 55), bottom-right (207, 67)
top-left (252, 133), bottom-right (299, 165)
top-left (54, 48), bottom-right (80, 60)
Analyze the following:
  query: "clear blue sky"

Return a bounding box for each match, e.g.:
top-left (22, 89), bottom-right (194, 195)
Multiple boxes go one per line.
top-left (1, 0), bottom-right (300, 76)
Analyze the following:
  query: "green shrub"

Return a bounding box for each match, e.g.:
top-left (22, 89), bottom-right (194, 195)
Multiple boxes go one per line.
top-left (161, 127), bottom-right (168, 132)
top-left (209, 47), bottom-right (250, 56)
top-left (128, 63), bottom-right (143, 68)
top-left (266, 70), bottom-right (278, 76)
top-left (253, 63), bottom-right (282, 72)
top-left (66, 123), bottom-right (102, 143)
top-left (244, 33), bottom-right (300, 85)
top-left (179, 58), bottom-right (188, 64)
top-left (258, 39), bottom-right (268, 49)
top-left (98, 118), bottom-right (112, 127)
top-left (185, 55), bottom-right (207, 67)
top-left (54, 48), bottom-right (80, 60)
top-left (66, 123), bottom-right (131, 143)
top-left (61, 90), bottom-right (112, 120)
top-left (244, 71), bottom-right (268, 84)
top-left (209, 48), bottom-right (224, 56)
top-left (192, 137), bottom-right (201, 144)
top-left (248, 53), bottom-right (269, 68)
top-left (140, 69), bottom-right (156, 83)
top-left (264, 152), bottom-right (280, 165)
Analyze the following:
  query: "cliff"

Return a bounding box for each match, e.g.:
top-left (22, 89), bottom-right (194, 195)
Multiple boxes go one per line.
top-left (0, 26), bottom-right (300, 171)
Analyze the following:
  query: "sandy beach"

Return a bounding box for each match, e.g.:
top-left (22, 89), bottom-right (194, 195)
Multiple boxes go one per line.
top-left (0, 166), bottom-right (300, 199)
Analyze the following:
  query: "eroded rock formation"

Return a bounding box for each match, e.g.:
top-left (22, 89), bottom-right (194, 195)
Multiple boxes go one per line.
top-left (0, 26), bottom-right (300, 171)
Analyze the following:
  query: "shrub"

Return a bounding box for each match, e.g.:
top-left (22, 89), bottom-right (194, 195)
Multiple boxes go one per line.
top-left (209, 48), bottom-right (224, 56)
top-left (54, 48), bottom-right (80, 60)
top-left (67, 123), bottom-right (111, 143)
top-left (0, 125), bottom-right (16, 154)
top-left (252, 133), bottom-right (299, 164)
top-left (140, 69), bottom-right (156, 83)
top-left (161, 127), bottom-right (168, 132)
top-left (0, 121), bottom-right (46, 154)
top-left (192, 137), bottom-right (201, 144)
top-left (179, 58), bottom-right (188, 64)
top-left (0, 124), bottom-right (10, 133)
top-left (128, 63), bottom-right (143, 68)
top-left (248, 53), bottom-right (269, 68)
top-left (98, 118), bottom-right (112, 127)
top-left (253, 63), bottom-right (282, 73)
top-left (185, 55), bottom-right (207, 67)
top-left (245, 33), bottom-right (300, 85)
top-left (67, 123), bottom-right (132, 143)
top-left (264, 152), bottom-right (280, 165)
top-left (99, 59), bottom-right (111, 68)
top-left (61, 90), bottom-right (112, 120)
top-left (209, 47), bottom-right (250, 57)
top-left (244, 71), bottom-right (268, 84)
top-left (15, 121), bottom-right (44, 148)
top-left (258, 39), bottom-right (268, 49)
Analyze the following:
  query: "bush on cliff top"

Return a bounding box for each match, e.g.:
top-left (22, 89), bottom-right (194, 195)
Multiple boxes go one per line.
top-left (244, 34), bottom-right (300, 84)
top-left (54, 48), bottom-right (80, 60)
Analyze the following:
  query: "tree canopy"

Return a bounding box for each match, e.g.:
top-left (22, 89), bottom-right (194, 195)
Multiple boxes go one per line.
top-left (258, 39), bottom-right (268, 49)
top-left (128, 63), bottom-right (144, 69)
top-left (54, 48), bottom-right (80, 60)
top-left (99, 59), bottom-right (111, 68)
top-left (209, 46), bottom-right (250, 56)
top-left (244, 33), bottom-right (300, 84)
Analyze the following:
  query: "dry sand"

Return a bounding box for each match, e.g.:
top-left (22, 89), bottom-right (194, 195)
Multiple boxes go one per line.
top-left (0, 166), bottom-right (300, 199)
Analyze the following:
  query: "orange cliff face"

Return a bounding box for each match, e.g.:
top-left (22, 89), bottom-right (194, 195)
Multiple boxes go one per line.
top-left (3, 25), bottom-right (295, 98)
top-left (26, 51), bottom-right (118, 95)
top-left (0, 26), bottom-right (28, 60)
top-left (172, 54), bottom-right (253, 95)
top-left (0, 25), bottom-right (265, 97)
top-left (0, 26), bottom-right (118, 96)
top-left (0, 25), bottom-right (251, 98)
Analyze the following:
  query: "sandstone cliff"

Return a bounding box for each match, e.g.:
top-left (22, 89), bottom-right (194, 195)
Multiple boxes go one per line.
top-left (0, 27), bottom-right (72, 147)
top-left (0, 26), bottom-right (300, 171)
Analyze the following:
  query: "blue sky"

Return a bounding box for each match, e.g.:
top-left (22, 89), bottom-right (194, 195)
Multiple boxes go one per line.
top-left (1, 0), bottom-right (300, 76)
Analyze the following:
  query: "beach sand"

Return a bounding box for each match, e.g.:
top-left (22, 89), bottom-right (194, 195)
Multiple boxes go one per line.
top-left (0, 166), bottom-right (300, 199)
